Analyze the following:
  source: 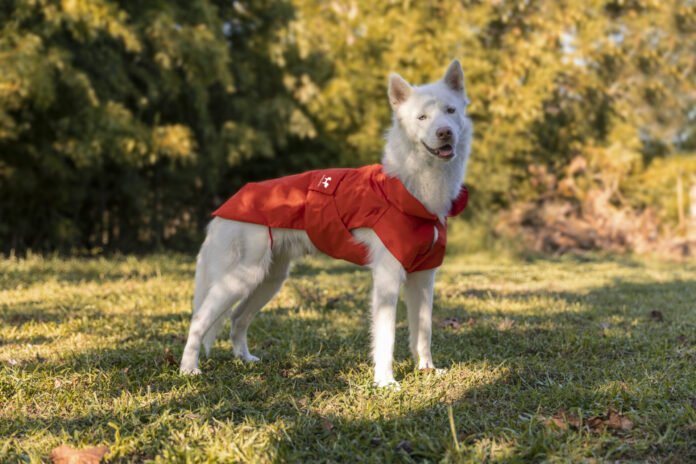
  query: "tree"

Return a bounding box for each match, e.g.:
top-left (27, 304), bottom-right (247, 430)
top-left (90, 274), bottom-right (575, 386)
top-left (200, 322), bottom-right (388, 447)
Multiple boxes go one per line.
top-left (0, 0), bottom-right (333, 252)
top-left (1, 0), bottom-right (694, 253)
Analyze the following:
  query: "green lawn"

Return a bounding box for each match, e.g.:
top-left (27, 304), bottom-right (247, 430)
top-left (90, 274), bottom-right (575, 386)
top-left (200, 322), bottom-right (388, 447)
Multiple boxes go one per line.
top-left (2, 249), bottom-right (696, 462)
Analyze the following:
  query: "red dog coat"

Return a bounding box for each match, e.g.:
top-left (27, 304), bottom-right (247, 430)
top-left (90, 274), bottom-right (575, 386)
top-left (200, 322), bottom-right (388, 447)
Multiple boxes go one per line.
top-left (212, 164), bottom-right (468, 273)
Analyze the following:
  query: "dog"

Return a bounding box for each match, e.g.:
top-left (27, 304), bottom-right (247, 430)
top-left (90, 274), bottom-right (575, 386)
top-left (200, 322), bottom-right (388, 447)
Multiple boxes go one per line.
top-left (180, 60), bottom-right (472, 388)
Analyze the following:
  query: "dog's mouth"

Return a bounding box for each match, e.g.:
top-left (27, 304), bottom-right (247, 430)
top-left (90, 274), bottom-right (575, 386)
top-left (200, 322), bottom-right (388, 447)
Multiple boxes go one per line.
top-left (421, 141), bottom-right (455, 160)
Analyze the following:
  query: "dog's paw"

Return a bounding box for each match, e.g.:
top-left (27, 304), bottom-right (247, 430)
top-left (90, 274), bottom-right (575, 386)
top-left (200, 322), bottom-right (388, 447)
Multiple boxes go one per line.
top-left (236, 353), bottom-right (260, 363)
top-left (373, 379), bottom-right (401, 391)
top-left (179, 367), bottom-right (202, 376)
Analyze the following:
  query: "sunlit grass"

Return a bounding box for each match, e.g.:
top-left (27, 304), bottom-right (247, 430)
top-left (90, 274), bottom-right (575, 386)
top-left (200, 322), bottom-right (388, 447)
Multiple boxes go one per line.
top-left (2, 250), bottom-right (696, 462)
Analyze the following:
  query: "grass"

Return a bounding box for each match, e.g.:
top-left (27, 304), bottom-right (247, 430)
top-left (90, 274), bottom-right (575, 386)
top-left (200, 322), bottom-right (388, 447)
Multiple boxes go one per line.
top-left (2, 247), bottom-right (696, 462)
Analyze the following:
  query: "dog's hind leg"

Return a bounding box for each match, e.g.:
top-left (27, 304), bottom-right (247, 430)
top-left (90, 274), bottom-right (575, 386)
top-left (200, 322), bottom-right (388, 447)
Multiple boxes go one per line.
top-left (192, 250), bottom-right (210, 315)
top-left (180, 222), bottom-right (272, 375)
top-left (404, 268), bottom-right (437, 370)
top-left (229, 252), bottom-right (291, 362)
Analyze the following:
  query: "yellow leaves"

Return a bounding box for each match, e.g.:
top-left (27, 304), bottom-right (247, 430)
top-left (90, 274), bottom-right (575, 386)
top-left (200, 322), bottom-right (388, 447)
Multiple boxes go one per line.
top-left (268, 42), bottom-right (287, 68)
top-left (52, 138), bottom-right (102, 168)
top-left (154, 51), bottom-right (172, 70)
top-left (0, 82), bottom-right (20, 94)
top-left (0, 33), bottom-right (56, 112)
top-left (292, 74), bottom-right (320, 105)
top-left (152, 125), bottom-right (197, 162)
top-left (51, 104), bottom-right (198, 166)
top-left (63, 69), bottom-right (99, 107)
top-left (146, 16), bottom-right (230, 87)
top-left (60, 0), bottom-right (141, 52)
top-left (288, 109), bottom-right (317, 139)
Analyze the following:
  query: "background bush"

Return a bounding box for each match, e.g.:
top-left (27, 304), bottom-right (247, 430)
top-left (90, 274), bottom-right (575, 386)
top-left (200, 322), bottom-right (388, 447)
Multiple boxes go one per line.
top-left (1, 0), bottom-right (694, 253)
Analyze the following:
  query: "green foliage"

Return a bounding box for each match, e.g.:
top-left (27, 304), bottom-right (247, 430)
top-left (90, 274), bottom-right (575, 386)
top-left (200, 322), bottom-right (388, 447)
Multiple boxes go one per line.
top-left (0, 0), bottom-right (333, 252)
top-left (627, 154), bottom-right (696, 224)
top-left (290, 0), bottom-right (696, 212)
top-left (1, 0), bottom-right (695, 252)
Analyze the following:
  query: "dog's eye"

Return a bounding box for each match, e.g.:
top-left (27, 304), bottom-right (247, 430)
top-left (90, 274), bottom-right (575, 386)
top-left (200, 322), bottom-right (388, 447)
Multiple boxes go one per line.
top-left (446, 107), bottom-right (456, 114)
top-left (417, 114), bottom-right (427, 120)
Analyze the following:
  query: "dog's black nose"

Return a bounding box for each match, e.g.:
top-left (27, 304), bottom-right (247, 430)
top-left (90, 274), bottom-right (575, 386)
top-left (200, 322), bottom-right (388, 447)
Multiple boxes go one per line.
top-left (437, 126), bottom-right (452, 140)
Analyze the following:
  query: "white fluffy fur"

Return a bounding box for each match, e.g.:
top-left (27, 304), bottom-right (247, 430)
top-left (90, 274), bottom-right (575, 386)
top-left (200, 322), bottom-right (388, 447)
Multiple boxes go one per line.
top-left (180, 60), bottom-right (473, 388)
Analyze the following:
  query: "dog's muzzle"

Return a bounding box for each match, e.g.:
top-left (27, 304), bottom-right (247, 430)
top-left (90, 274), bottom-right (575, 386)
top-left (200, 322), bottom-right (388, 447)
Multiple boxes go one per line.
top-left (421, 141), bottom-right (455, 160)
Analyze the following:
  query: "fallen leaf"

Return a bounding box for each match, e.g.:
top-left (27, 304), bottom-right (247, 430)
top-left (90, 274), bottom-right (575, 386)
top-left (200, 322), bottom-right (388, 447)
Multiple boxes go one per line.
top-left (604, 408), bottom-right (634, 431)
top-left (420, 368), bottom-right (436, 374)
top-left (584, 408), bottom-right (633, 432)
top-left (544, 415), bottom-right (568, 431)
top-left (543, 409), bottom-right (581, 431)
top-left (320, 416), bottom-right (334, 434)
top-left (123, 367), bottom-right (130, 374)
top-left (183, 413), bottom-right (202, 420)
top-left (50, 445), bottom-right (109, 464)
top-left (439, 317), bottom-right (461, 330)
top-left (466, 317), bottom-right (476, 326)
top-left (649, 310), bottom-right (664, 322)
top-left (54, 379), bottom-right (63, 389)
top-left (584, 415), bottom-right (605, 432)
top-left (163, 347), bottom-right (178, 367)
top-left (394, 440), bottom-right (414, 455)
top-left (497, 318), bottom-right (515, 331)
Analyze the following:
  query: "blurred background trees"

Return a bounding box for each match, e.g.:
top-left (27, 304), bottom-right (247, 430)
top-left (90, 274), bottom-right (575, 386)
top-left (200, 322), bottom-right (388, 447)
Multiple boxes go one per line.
top-left (1, 0), bottom-right (694, 254)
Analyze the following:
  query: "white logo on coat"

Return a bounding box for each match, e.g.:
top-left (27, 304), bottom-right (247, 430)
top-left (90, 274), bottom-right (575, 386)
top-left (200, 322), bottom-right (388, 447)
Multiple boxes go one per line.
top-left (319, 175), bottom-right (332, 189)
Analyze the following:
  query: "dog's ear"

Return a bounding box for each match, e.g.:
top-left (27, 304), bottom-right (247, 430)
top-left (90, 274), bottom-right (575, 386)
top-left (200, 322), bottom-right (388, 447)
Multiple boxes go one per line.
top-left (442, 59), bottom-right (469, 102)
top-left (388, 73), bottom-right (412, 108)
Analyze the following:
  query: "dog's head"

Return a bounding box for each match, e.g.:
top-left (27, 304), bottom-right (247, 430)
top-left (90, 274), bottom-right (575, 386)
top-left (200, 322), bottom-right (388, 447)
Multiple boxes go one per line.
top-left (388, 60), bottom-right (471, 162)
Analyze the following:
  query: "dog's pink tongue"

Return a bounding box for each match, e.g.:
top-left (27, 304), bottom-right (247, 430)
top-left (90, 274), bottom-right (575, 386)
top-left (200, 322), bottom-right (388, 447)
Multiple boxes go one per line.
top-left (438, 145), bottom-right (453, 156)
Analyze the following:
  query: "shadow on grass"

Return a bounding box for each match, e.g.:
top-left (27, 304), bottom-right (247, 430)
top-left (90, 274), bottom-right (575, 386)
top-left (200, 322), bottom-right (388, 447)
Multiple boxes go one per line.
top-left (518, 250), bottom-right (647, 267)
top-left (0, 254), bottom-right (194, 290)
top-left (437, 278), bottom-right (696, 324)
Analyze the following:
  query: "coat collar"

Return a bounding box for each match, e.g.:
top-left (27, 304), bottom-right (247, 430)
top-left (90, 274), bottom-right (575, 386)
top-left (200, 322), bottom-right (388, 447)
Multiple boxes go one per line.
top-left (448, 185), bottom-right (469, 217)
top-left (375, 164), bottom-right (468, 221)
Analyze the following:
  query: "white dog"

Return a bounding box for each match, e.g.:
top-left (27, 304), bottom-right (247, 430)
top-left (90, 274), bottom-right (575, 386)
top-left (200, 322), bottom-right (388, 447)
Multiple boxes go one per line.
top-left (180, 60), bottom-right (473, 388)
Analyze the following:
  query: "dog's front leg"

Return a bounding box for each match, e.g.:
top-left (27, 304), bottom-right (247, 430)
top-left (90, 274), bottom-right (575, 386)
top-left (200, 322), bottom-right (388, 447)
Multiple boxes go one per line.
top-left (370, 253), bottom-right (405, 389)
top-left (404, 269), bottom-right (437, 370)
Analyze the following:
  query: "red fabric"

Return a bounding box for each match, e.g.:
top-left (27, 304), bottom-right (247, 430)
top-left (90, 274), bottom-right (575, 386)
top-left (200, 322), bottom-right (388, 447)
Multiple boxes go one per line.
top-left (212, 164), bottom-right (468, 273)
